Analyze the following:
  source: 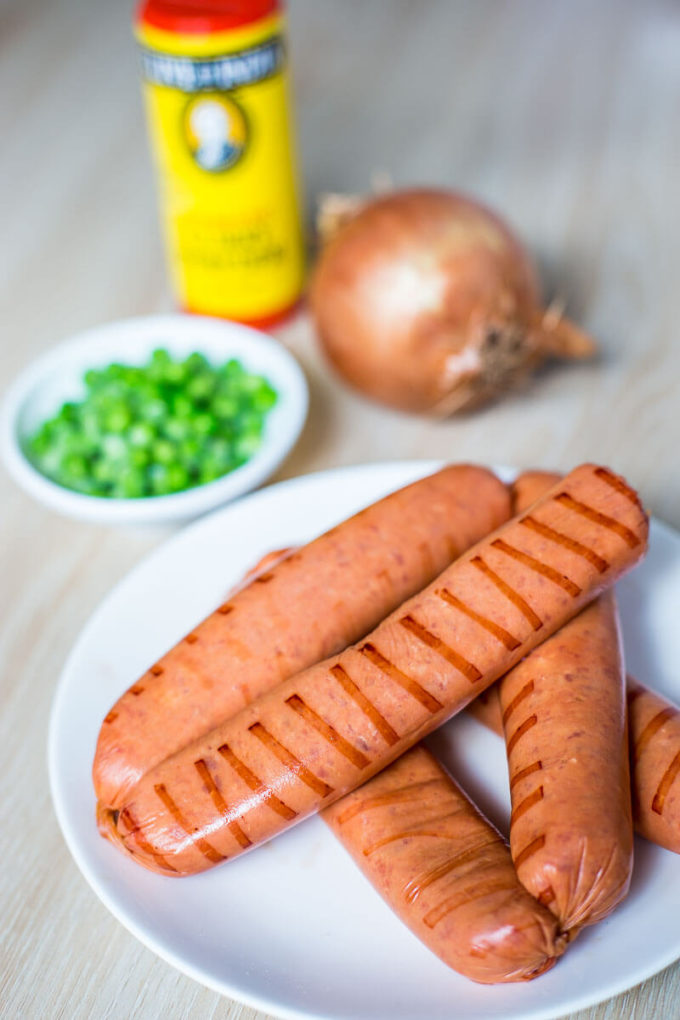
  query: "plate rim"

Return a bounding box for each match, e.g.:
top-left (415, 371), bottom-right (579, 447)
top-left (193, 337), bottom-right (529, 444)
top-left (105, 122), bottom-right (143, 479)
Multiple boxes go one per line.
top-left (48, 460), bottom-right (680, 1020)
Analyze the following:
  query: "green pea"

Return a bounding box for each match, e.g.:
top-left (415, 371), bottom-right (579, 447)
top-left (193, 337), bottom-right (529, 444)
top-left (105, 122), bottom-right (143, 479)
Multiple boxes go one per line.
top-left (152, 439), bottom-right (175, 465)
top-left (129, 422), bottom-right (155, 448)
top-left (172, 393), bottom-right (194, 418)
top-left (212, 394), bottom-right (239, 420)
top-left (115, 468), bottom-right (146, 499)
top-left (192, 412), bottom-right (217, 436)
top-left (148, 463), bottom-right (173, 495)
top-left (184, 352), bottom-right (209, 374)
top-left (163, 417), bottom-right (191, 441)
top-left (166, 464), bottom-right (190, 492)
top-left (103, 405), bottom-right (132, 432)
top-left (186, 373), bottom-right (216, 403)
top-left (130, 447), bottom-right (150, 469)
top-left (140, 398), bottom-right (167, 423)
top-left (101, 434), bottom-right (128, 460)
top-left (27, 347), bottom-right (277, 498)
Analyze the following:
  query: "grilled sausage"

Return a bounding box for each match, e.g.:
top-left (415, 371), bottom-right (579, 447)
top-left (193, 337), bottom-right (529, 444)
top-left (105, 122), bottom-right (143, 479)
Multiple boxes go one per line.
top-left (101, 463), bottom-right (648, 876)
top-left (494, 469), bottom-right (633, 936)
top-left (627, 679), bottom-right (680, 853)
top-left (324, 746), bottom-right (567, 983)
top-left (498, 592), bottom-right (632, 935)
top-left (468, 679), bottom-right (680, 857)
top-left (94, 464), bottom-right (511, 809)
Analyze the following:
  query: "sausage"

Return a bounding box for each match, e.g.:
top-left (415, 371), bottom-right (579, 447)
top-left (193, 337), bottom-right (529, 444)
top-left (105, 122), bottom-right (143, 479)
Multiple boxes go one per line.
top-left (468, 680), bottom-right (680, 856)
top-left (494, 469), bottom-right (632, 936)
top-left (117, 502), bottom-right (566, 981)
top-left (627, 679), bottom-right (680, 853)
top-left (465, 686), bottom-right (504, 733)
top-left (94, 464), bottom-right (511, 809)
top-left (231, 546), bottom-right (569, 980)
top-left (323, 746), bottom-right (567, 983)
top-left (498, 592), bottom-right (632, 936)
top-left (101, 463), bottom-right (648, 875)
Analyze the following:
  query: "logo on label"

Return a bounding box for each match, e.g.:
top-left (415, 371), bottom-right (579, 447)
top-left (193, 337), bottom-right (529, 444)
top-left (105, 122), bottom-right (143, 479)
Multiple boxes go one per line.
top-left (141, 37), bottom-right (284, 92)
top-left (183, 93), bottom-right (248, 172)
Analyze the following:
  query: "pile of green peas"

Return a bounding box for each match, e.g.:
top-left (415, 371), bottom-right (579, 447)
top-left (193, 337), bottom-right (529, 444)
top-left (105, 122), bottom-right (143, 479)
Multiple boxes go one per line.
top-left (26, 349), bottom-right (278, 498)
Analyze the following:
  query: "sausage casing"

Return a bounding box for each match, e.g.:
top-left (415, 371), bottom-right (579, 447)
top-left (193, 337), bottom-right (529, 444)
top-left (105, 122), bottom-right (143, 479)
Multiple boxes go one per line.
top-left (498, 592), bottom-right (632, 935)
top-left (628, 680), bottom-right (680, 853)
top-left (324, 746), bottom-right (567, 983)
top-left (102, 463), bottom-right (648, 876)
top-left (496, 469), bottom-right (633, 935)
top-left (94, 464), bottom-right (511, 809)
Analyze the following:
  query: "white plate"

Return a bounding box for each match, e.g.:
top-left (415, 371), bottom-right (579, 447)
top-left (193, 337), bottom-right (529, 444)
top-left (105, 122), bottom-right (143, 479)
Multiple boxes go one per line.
top-left (49, 461), bottom-right (680, 1020)
top-left (1, 314), bottom-right (308, 525)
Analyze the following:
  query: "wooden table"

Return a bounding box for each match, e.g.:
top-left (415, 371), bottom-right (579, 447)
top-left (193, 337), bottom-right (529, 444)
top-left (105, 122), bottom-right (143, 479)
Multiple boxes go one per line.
top-left (2, 0), bottom-right (679, 1016)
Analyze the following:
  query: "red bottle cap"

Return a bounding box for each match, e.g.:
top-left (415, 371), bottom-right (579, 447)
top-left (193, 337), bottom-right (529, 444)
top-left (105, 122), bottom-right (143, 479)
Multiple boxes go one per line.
top-left (137, 0), bottom-right (281, 35)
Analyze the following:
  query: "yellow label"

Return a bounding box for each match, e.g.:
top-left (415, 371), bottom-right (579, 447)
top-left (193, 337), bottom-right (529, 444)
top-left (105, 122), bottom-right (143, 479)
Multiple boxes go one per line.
top-left (136, 13), bottom-right (305, 323)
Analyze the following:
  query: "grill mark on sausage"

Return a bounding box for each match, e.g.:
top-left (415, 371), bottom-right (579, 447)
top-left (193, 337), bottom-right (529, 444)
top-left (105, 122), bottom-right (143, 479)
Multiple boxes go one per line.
top-left (507, 714), bottom-right (538, 756)
top-left (335, 779), bottom-right (449, 826)
top-left (129, 684), bottom-right (145, 696)
top-left (519, 515), bottom-right (609, 573)
top-left (119, 806), bottom-right (178, 872)
top-left (634, 707), bottom-right (678, 760)
top-left (626, 680), bottom-right (645, 705)
top-left (285, 695), bottom-right (370, 769)
top-left (185, 633), bottom-right (199, 644)
top-left (363, 810), bottom-right (468, 857)
top-left (399, 615), bottom-right (482, 682)
top-left (594, 466), bottom-right (643, 508)
top-left (511, 785), bottom-right (545, 825)
top-left (149, 663), bottom-right (164, 676)
top-left (491, 539), bottom-right (582, 597)
top-left (510, 760), bottom-right (543, 791)
top-left (253, 573), bottom-right (274, 583)
top-left (538, 884), bottom-right (556, 907)
top-left (153, 783), bottom-right (226, 863)
top-left (514, 833), bottom-right (546, 869)
top-left (216, 603), bottom-right (234, 615)
top-left (248, 722), bottom-right (334, 798)
top-left (194, 758), bottom-right (252, 849)
top-left (555, 492), bottom-right (641, 549)
top-left (445, 536), bottom-right (461, 562)
top-left (652, 751), bottom-right (680, 815)
top-left (403, 835), bottom-right (500, 904)
top-left (329, 664), bottom-right (400, 746)
top-left (436, 588), bottom-right (521, 650)
top-left (104, 709), bottom-right (118, 724)
top-left (502, 680), bottom-right (535, 727)
top-left (423, 878), bottom-right (518, 929)
top-left (470, 556), bottom-right (543, 631)
top-left (217, 743), bottom-right (298, 820)
top-left (358, 643), bottom-right (443, 713)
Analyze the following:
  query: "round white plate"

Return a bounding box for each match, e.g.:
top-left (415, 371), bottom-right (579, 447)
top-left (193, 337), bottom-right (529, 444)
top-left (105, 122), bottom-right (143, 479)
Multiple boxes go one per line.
top-left (49, 461), bottom-right (680, 1020)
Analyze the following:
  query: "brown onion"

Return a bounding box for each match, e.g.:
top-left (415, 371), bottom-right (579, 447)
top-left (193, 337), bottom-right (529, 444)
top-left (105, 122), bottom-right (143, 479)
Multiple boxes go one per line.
top-left (310, 188), bottom-right (595, 414)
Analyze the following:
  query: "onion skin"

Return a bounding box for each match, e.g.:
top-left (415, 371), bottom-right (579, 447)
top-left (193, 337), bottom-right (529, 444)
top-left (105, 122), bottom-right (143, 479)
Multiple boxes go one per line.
top-left (310, 189), bottom-right (595, 414)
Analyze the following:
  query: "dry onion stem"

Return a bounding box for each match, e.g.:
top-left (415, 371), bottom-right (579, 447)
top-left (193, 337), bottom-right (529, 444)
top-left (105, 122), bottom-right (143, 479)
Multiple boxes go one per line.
top-left (310, 188), bottom-right (596, 415)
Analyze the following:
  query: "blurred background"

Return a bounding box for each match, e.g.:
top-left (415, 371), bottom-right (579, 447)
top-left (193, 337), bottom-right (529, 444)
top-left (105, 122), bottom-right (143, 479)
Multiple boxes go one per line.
top-left (2, 2), bottom-right (680, 1017)
top-left (3, 0), bottom-right (678, 520)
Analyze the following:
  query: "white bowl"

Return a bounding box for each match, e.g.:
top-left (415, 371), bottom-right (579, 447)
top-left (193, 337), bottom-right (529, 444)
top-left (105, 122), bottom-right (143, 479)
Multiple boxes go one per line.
top-left (1, 315), bottom-right (308, 525)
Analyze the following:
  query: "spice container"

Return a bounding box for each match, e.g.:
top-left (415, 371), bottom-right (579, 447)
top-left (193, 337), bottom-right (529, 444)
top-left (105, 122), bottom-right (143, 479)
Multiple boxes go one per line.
top-left (135, 0), bottom-right (305, 326)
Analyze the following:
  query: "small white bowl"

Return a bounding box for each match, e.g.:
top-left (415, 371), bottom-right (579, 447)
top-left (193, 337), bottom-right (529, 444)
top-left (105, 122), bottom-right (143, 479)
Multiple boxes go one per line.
top-left (1, 315), bottom-right (308, 525)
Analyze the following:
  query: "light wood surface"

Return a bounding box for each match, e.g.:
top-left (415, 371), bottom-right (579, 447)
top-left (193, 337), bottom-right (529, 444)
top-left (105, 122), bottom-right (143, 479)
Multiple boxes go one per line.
top-left (1, 0), bottom-right (679, 1017)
